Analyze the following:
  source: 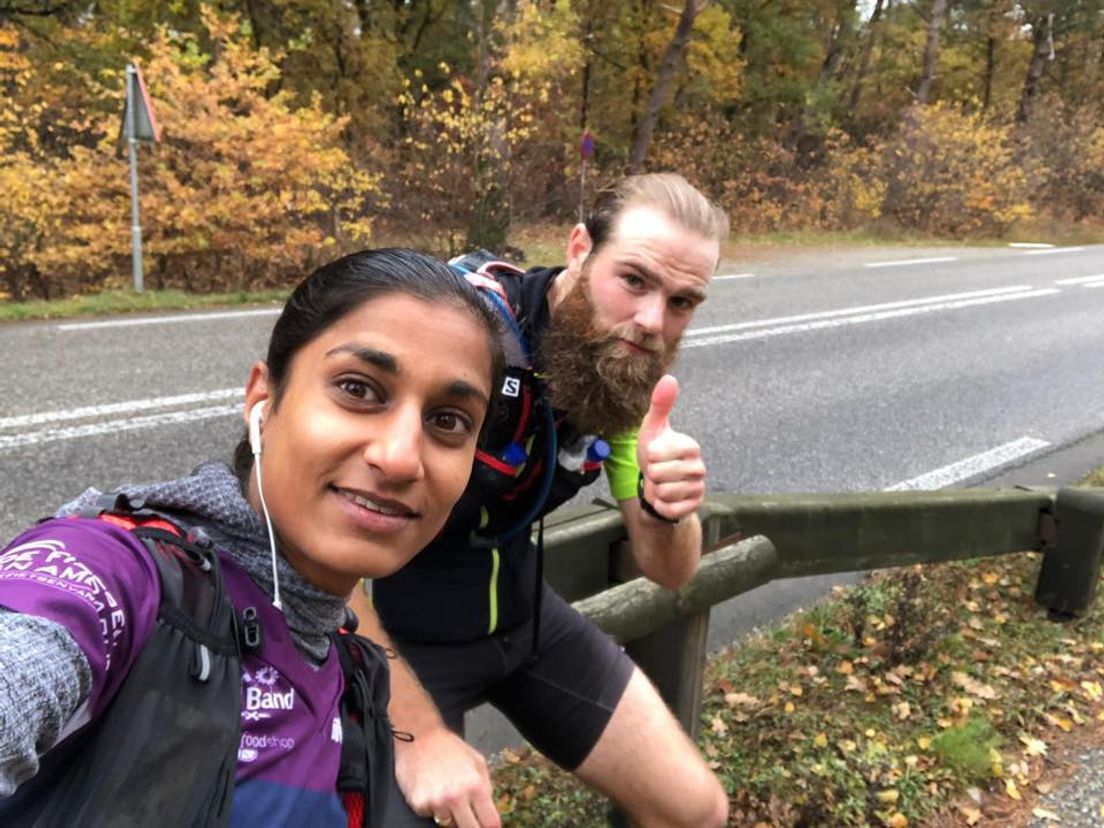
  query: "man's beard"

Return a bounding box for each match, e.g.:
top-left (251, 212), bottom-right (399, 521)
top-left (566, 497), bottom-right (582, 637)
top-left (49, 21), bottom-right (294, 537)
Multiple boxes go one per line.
top-left (538, 272), bottom-right (679, 436)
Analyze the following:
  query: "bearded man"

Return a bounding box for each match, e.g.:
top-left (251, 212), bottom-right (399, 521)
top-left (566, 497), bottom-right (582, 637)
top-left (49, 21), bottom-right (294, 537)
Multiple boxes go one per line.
top-left (353, 173), bottom-right (730, 828)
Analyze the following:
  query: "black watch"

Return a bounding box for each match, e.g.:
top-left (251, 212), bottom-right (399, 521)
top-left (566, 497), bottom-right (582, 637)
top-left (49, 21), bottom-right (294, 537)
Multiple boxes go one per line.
top-left (637, 471), bottom-right (680, 525)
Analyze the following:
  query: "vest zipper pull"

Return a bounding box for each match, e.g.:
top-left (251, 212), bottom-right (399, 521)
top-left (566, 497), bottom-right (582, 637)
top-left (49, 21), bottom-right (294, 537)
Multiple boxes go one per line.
top-left (240, 606), bottom-right (263, 653)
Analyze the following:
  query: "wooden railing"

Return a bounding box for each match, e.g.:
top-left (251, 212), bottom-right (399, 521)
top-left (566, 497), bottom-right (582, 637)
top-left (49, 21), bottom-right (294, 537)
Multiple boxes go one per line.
top-left (541, 486), bottom-right (1104, 739)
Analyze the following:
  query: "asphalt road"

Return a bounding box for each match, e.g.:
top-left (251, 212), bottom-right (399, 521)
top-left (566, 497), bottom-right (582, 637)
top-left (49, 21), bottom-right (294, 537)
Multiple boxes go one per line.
top-left (3, 243), bottom-right (1104, 753)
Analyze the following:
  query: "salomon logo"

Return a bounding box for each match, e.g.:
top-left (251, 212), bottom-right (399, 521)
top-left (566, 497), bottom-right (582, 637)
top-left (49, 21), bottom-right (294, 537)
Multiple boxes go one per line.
top-left (502, 377), bottom-right (521, 397)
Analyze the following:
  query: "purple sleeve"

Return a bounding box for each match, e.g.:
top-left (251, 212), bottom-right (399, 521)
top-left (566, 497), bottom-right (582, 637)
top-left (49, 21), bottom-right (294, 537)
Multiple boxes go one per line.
top-left (0, 518), bottom-right (161, 719)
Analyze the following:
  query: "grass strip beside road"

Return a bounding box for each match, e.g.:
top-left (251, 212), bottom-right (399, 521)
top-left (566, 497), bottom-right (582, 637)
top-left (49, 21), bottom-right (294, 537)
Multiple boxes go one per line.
top-left (7, 223), bottom-right (1102, 324)
top-left (492, 476), bottom-right (1104, 826)
top-left (0, 288), bottom-right (289, 323)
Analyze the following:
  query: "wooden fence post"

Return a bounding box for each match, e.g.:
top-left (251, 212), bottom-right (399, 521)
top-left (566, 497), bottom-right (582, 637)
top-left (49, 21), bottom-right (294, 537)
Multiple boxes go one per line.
top-left (1035, 486), bottom-right (1104, 617)
top-left (617, 515), bottom-right (725, 740)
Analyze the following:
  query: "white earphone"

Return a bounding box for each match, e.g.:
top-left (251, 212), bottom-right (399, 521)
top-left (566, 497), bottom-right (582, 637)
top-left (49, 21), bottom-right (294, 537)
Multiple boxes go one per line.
top-left (249, 400), bottom-right (266, 455)
top-left (248, 399), bottom-right (282, 611)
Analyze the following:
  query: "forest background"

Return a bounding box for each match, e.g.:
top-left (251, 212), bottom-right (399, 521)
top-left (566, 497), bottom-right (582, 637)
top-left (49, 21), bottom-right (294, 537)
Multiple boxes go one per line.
top-left (1, 0), bottom-right (1102, 300)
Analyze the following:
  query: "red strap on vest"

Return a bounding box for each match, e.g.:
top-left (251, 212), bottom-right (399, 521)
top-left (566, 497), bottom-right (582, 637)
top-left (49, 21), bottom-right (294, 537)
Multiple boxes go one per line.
top-left (94, 512), bottom-right (181, 536)
top-left (342, 791), bottom-right (365, 827)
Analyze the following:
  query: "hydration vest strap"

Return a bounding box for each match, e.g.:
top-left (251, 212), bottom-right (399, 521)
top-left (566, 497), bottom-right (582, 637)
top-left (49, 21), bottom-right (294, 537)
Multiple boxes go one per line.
top-left (332, 631), bottom-right (395, 828)
top-left (462, 271), bottom-right (511, 304)
top-left (95, 511), bottom-right (181, 537)
top-left (6, 497), bottom-right (241, 827)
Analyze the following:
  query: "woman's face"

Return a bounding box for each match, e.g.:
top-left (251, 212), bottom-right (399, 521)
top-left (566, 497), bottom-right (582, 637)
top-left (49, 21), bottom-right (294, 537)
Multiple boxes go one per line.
top-left (244, 293), bottom-right (494, 596)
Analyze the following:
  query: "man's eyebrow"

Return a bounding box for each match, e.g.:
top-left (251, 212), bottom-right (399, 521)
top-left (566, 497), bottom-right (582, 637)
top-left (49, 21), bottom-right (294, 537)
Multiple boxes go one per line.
top-left (446, 380), bottom-right (490, 407)
top-left (621, 258), bottom-right (707, 303)
top-left (620, 257), bottom-right (662, 286)
top-left (681, 285), bottom-right (708, 304)
top-left (325, 344), bottom-right (399, 374)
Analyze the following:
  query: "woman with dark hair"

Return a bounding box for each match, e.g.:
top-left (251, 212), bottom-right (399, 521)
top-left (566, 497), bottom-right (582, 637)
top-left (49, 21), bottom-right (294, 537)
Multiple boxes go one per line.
top-left (0, 248), bottom-right (504, 827)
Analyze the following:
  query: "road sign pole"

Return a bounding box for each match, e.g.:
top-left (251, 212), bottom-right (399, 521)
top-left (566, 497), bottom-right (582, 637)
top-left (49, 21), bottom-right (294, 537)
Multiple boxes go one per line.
top-left (578, 129), bottom-right (595, 224)
top-left (126, 64), bottom-right (144, 293)
top-left (578, 157), bottom-right (587, 224)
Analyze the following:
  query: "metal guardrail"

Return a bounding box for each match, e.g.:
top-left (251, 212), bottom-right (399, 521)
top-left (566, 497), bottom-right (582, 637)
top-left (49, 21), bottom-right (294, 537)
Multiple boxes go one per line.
top-left (541, 486), bottom-right (1104, 739)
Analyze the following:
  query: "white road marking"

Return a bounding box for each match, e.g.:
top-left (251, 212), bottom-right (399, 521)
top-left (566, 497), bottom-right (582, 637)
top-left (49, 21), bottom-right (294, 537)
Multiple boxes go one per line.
top-left (1054, 274), bottom-right (1104, 285)
top-left (1009, 242), bottom-right (1055, 249)
top-left (863, 256), bottom-right (958, 269)
top-left (1, 278), bottom-right (1076, 447)
top-left (0, 389), bottom-right (243, 430)
top-left (686, 285), bottom-right (1033, 338)
top-left (0, 405), bottom-right (242, 450)
top-left (1025, 246), bottom-right (1086, 256)
top-left (885, 437), bottom-right (1051, 491)
top-left (684, 287), bottom-right (1058, 348)
top-left (58, 307), bottom-right (281, 331)
top-left (714, 273), bottom-right (755, 282)
top-left (1084, 281), bottom-right (1104, 288)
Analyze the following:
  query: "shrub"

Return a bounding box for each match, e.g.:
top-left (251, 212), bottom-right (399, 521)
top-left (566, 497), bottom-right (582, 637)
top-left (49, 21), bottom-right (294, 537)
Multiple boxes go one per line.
top-left (2, 8), bottom-right (382, 300)
top-left (931, 715), bottom-right (1004, 784)
top-left (1017, 99), bottom-right (1104, 227)
top-left (878, 103), bottom-right (1032, 238)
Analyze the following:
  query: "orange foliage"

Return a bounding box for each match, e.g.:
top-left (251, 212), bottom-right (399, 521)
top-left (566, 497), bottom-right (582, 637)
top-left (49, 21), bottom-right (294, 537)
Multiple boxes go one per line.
top-left (1, 9), bottom-right (381, 300)
top-left (651, 116), bottom-right (882, 235)
top-left (652, 104), bottom-right (1038, 240)
top-left (1017, 100), bottom-right (1104, 227)
top-left (878, 104), bottom-right (1031, 238)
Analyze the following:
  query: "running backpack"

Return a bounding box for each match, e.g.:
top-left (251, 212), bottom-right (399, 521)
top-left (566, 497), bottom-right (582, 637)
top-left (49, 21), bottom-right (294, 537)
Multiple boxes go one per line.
top-left (0, 493), bottom-right (393, 828)
top-left (448, 251), bottom-right (567, 548)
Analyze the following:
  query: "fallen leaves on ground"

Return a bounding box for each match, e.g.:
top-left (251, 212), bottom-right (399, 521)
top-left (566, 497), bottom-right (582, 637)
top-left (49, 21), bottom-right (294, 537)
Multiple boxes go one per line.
top-left (491, 551), bottom-right (1104, 827)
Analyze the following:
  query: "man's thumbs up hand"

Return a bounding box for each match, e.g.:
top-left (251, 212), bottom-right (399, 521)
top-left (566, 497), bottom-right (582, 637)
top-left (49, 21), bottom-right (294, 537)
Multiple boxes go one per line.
top-left (636, 375), bottom-right (706, 524)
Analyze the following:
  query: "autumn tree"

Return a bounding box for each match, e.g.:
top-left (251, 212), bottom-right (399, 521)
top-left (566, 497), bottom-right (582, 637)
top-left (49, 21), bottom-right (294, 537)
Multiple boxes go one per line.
top-left (628, 0), bottom-right (704, 172)
top-left (394, 0), bottom-right (586, 252)
top-left (880, 103), bottom-right (1032, 237)
top-left (2, 7), bottom-right (381, 299)
top-left (126, 8), bottom-right (381, 289)
top-left (0, 24), bottom-right (62, 299)
top-left (916, 0), bottom-right (948, 103)
top-left (6, 0), bottom-right (1104, 281)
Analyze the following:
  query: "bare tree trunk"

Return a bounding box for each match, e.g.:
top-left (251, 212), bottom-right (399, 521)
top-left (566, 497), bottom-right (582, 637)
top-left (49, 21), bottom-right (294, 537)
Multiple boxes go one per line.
top-left (467, 0), bottom-right (515, 252)
top-left (848, 0), bottom-right (885, 112)
top-left (630, 0), bottom-right (651, 133)
top-left (819, 6), bottom-right (855, 86)
top-left (628, 0), bottom-right (702, 174)
top-left (1085, 24), bottom-right (1103, 96)
top-left (1018, 12), bottom-right (1055, 122)
top-left (916, 0), bottom-right (948, 104)
top-left (580, 59), bottom-right (592, 131)
top-left (580, 0), bottom-right (595, 132)
top-left (982, 36), bottom-right (996, 110)
top-left (791, 5), bottom-right (855, 148)
top-left (241, 0), bottom-right (266, 47)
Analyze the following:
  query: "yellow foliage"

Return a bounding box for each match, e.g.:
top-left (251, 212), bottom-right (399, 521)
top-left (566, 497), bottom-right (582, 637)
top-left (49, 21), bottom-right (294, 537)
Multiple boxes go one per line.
top-left (879, 103), bottom-right (1032, 238)
top-left (686, 6), bottom-right (744, 105)
top-left (652, 117), bottom-right (883, 235)
top-left (499, 1), bottom-right (584, 81)
top-left (1018, 100), bottom-right (1104, 226)
top-left (0, 8), bottom-right (381, 299)
top-left (651, 103), bottom-right (1037, 239)
top-left (394, 30), bottom-right (572, 252)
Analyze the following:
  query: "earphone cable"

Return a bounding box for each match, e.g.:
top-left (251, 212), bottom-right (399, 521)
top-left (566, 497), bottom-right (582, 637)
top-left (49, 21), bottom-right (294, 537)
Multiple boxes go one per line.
top-left (254, 453), bottom-right (283, 612)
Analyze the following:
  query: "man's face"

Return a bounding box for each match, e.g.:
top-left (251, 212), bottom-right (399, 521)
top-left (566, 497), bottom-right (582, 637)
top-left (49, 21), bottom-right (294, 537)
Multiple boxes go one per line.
top-left (581, 204), bottom-right (718, 353)
top-left (540, 205), bottom-right (718, 435)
